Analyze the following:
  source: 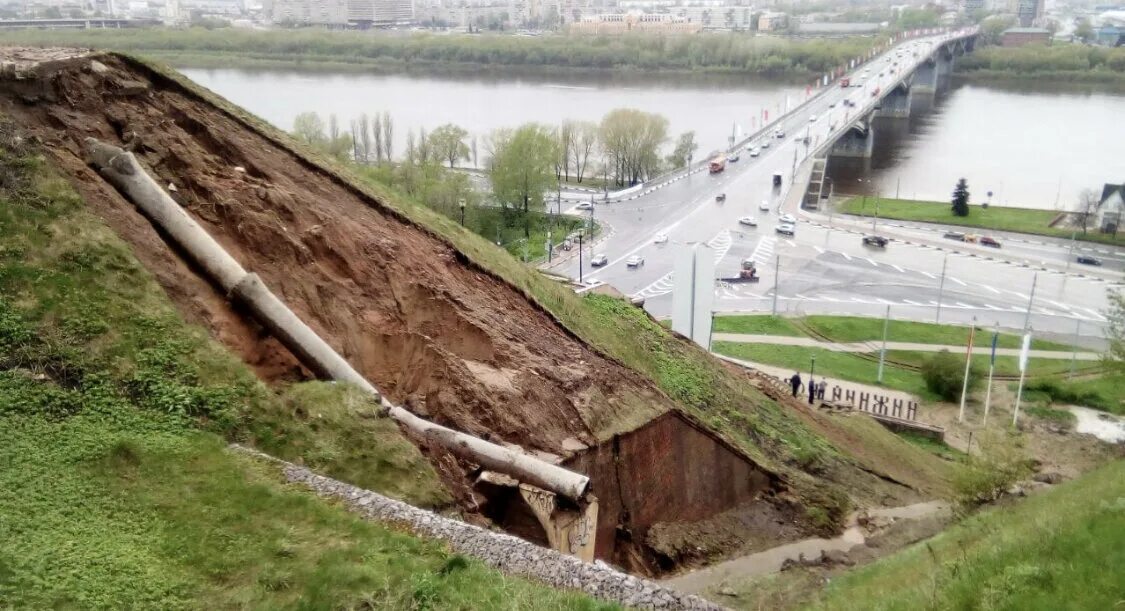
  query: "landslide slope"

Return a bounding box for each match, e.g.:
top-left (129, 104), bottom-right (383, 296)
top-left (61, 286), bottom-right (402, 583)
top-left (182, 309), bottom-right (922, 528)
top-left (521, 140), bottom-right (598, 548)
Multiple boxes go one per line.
top-left (0, 49), bottom-right (954, 564)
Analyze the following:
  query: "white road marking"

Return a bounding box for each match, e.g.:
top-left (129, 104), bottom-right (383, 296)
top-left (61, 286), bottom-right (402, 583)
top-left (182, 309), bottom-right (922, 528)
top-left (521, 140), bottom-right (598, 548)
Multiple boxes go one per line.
top-left (866, 257), bottom-right (878, 267)
top-left (921, 271), bottom-right (935, 279)
top-left (984, 304), bottom-right (1003, 311)
top-left (902, 299), bottom-right (923, 306)
top-left (814, 245), bottom-right (825, 254)
top-left (955, 302), bottom-right (972, 308)
top-left (982, 285), bottom-right (1001, 294)
top-left (950, 277), bottom-right (967, 287)
top-left (892, 264), bottom-right (905, 273)
top-left (841, 252), bottom-right (852, 261)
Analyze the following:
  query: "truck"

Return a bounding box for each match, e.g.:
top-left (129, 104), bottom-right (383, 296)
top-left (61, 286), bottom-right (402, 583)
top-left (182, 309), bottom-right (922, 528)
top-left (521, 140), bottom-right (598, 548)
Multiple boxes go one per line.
top-left (720, 258), bottom-right (760, 283)
top-left (840, 77), bottom-right (851, 88)
top-left (772, 172), bottom-right (783, 187)
top-left (709, 155), bottom-right (727, 174)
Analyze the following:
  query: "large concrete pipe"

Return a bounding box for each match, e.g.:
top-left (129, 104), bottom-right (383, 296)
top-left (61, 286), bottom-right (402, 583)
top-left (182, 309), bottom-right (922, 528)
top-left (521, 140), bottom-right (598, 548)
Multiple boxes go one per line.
top-left (86, 139), bottom-right (591, 501)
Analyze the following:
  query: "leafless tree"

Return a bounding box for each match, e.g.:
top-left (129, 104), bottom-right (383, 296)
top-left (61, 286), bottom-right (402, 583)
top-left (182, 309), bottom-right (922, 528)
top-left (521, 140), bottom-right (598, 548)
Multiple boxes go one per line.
top-left (570, 120), bottom-right (598, 183)
top-left (358, 113), bottom-right (372, 163)
top-left (382, 111), bottom-right (394, 161)
top-left (1077, 189), bottom-right (1100, 235)
top-left (372, 113), bottom-right (384, 163)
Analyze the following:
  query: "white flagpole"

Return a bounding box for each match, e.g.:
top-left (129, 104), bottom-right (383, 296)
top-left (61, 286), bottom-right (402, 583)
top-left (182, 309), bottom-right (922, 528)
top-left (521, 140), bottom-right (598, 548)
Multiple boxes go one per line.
top-left (982, 325), bottom-right (998, 426)
top-left (957, 318), bottom-right (976, 423)
top-left (1012, 331), bottom-right (1032, 427)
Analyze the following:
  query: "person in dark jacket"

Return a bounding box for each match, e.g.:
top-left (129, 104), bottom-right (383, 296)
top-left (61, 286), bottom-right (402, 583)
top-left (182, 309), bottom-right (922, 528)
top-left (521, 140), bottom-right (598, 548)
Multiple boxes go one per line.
top-left (789, 372), bottom-right (802, 397)
top-left (808, 379), bottom-right (816, 405)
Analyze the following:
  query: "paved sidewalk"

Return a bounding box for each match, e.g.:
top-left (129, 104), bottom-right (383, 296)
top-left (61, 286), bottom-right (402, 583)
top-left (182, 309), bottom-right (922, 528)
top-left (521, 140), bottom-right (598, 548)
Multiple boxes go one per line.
top-left (714, 353), bottom-right (919, 404)
top-left (711, 333), bottom-right (1100, 361)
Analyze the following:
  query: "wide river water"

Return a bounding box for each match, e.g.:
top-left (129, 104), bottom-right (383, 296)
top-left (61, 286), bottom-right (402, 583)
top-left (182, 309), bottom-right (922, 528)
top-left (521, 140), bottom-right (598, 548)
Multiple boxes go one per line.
top-left (181, 67), bottom-right (1125, 210)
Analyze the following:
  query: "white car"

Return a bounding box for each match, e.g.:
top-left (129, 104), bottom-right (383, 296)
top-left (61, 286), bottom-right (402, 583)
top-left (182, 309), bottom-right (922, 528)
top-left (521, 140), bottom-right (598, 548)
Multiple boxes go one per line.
top-left (653, 233), bottom-right (668, 244)
top-left (738, 216), bottom-right (758, 227)
top-left (748, 147), bottom-right (760, 157)
top-left (809, 114), bottom-right (818, 122)
top-left (761, 140), bottom-right (771, 148)
top-left (625, 255), bottom-right (644, 268)
top-left (780, 213), bottom-right (797, 224)
top-left (775, 224), bottom-right (796, 236)
top-left (758, 200), bottom-right (771, 211)
top-left (591, 254), bottom-right (609, 267)
top-left (575, 202), bottom-right (593, 211)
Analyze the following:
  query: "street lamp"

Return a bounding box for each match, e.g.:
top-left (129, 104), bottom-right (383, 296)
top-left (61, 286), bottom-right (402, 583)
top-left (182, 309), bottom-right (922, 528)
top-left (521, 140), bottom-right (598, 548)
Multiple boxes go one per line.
top-left (577, 229), bottom-right (585, 284)
top-left (458, 199), bottom-right (466, 227)
top-left (810, 355), bottom-right (816, 378)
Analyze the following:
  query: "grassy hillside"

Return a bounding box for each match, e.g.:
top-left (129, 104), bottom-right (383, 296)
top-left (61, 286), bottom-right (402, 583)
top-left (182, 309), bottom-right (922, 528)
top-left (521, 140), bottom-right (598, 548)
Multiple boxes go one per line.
top-left (122, 54), bottom-right (959, 524)
top-left (809, 459), bottom-right (1125, 610)
top-left (0, 129), bottom-right (614, 607)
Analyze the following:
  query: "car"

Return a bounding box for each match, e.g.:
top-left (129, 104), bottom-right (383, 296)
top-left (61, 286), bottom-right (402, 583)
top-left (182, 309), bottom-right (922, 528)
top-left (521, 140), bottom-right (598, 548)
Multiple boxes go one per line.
top-left (653, 233), bottom-right (668, 244)
top-left (862, 235), bottom-right (889, 247)
top-left (625, 255), bottom-right (644, 268)
top-left (775, 224), bottom-right (796, 236)
top-left (829, 101), bottom-right (836, 108)
top-left (809, 114), bottom-right (818, 122)
top-left (779, 213), bottom-right (797, 224)
top-left (878, 71), bottom-right (884, 77)
top-left (715, 193), bottom-right (726, 202)
top-left (575, 202), bottom-right (593, 211)
top-left (745, 142), bottom-right (755, 151)
top-left (1077, 255), bottom-right (1103, 266)
top-left (759, 200), bottom-right (771, 211)
top-left (738, 216), bottom-right (758, 227)
top-left (761, 139), bottom-right (771, 148)
top-left (727, 153), bottom-right (740, 162)
top-left (979, 236), bottom-right (1002, 248)
top-left (591, 254), bottom-right (609, 267)
top-left (775, 130), bottom-right (785, 138)
top-left (748, 147), bottom-right (760, 157)
top-left (943, 231), bottom-right (966, 241)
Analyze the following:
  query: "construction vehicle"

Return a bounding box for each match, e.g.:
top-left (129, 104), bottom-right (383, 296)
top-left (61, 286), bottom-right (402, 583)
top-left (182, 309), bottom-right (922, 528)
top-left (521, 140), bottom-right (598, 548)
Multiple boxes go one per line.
top-left (720, 258), bottom-right (760, 283)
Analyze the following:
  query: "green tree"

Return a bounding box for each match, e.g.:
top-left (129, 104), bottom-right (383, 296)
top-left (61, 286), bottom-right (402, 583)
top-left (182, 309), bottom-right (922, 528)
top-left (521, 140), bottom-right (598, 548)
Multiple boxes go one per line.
top-left (666, 131), bottom-right (699, 168)
top-left (599, 108), bottom-right (669, 187)
top-left (292, 112), bottom-right (326, 147)
top-left (951, 178), bottom-right (970, 217)
top-left (1075, 18), bottom-right (1094, 43)
top-left (488, 124), bottom-right (558, 237)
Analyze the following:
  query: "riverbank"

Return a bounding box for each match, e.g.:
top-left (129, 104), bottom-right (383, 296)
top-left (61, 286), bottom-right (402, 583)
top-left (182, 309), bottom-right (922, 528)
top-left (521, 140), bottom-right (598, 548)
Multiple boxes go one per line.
top-left (0, 26), bottom-right (879, 79)
top-left (838, 196), bottom-right (1124, 246)
top-left (953, 43), bottom-right (1125, 86)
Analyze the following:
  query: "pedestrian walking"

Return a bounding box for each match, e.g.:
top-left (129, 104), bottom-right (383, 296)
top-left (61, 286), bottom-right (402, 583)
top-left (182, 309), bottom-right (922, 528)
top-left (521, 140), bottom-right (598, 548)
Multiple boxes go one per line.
top-left (808, 379), bottom-right (816, 405)
top-left (818, 379), bottom-right (827, 400)
top-left (789, 372), bottom-right (802, 398)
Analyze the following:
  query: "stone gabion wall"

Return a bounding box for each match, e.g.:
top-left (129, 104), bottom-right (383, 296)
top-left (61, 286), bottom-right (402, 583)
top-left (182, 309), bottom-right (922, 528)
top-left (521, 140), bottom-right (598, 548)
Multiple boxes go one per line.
top-left (231, 446), bottom-right (722, 610)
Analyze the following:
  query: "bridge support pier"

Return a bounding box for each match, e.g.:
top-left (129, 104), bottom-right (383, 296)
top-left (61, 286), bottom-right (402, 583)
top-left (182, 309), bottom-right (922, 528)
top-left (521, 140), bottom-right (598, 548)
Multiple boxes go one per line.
top-left (913, 60), bottom-right (938, 93)
top-left (829, 121), bottom-right (875, 159)
top-left (876, 85), bottom-right (912, 119)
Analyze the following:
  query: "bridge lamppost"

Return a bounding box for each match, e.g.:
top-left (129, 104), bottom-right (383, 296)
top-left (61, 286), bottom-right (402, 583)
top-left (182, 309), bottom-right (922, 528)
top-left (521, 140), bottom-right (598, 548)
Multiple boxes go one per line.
top-left (459, 199), bottom-right (466, 227)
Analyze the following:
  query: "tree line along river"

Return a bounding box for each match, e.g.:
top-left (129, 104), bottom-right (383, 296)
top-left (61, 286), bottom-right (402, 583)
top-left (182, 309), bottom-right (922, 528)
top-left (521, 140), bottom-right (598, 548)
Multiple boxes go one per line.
top-left (181, 66), bottom-right (1125, 211)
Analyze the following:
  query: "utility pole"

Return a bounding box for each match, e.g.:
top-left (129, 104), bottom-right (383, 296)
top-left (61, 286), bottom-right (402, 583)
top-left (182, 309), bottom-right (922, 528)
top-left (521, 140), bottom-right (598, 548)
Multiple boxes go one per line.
top-left (577, 232), bottom-right (584, 284)
top-left (895, 176), bottom-right (901, 200)
top-left (771, 254), bottom-right (780, 315)
top-left (935, 254), bottom-right (948, 323)
top-left (1064, 230), bottom-right (1077, 276)
top-left (877, 304), bottom-right (890, 383)
top-left (1023, 272), bottom-right (1038, 330)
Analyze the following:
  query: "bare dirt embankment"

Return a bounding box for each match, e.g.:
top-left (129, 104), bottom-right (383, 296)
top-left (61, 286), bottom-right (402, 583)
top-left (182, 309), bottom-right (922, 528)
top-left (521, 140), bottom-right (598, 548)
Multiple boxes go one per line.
top-left (0, 48), bottom-right (952, 577)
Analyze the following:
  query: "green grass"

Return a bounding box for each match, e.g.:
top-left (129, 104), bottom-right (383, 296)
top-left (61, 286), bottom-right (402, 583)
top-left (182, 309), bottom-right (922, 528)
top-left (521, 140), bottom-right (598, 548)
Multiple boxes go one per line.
top-left (895, 431), bottom-right (966, 463)
top-left (1021, 374), bottom-right (1125, 415)
top-left (0, 141), bottom-right (602, 608)
top-left (712, 314), bottom-right (805, 336)
top-left (712, 314), bottom-right (1079, 352)
top-left (809, 458), bottom-right (1125, 610)
top-left (839, 196), bottom-right (1124, 246)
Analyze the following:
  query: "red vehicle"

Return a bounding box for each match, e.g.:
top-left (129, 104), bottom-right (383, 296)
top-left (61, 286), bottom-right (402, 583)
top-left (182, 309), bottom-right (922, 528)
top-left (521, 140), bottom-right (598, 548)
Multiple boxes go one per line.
top-left (871, 86), bottom-right (881, 98)
top-left (709, 156), bottom-right (727, 174)
top-left (840, 77), bottom-right (850, 88)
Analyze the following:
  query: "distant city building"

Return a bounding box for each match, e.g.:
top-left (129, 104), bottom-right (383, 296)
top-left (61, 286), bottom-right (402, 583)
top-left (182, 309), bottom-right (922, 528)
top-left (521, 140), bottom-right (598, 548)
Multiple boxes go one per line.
top-left (795, 22), bottom-right (882, 35)
top-left (1008, 0), bottom-right (1042, 26)
top-left (568, 11), bottom-right (701, 33)
top-left (1094, 25), bottom-right (1124, 45)
top-left (1000, 26), bottom-right (1050, 45)
top-left (270, 0), bottom-right (410, 25)
top-left (1097, 183), bottom-right (1123, 234)
top-left (757, 10), bottom-right (786, 30)
top-left (671, 4), bottom-right (753, 30)
top-left (961, 0), bottom-right (984, 11)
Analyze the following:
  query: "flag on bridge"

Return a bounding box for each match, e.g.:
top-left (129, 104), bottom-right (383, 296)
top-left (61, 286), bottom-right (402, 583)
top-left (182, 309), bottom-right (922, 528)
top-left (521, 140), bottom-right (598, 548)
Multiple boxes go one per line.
top-left (990, 330), bottom-right (999, 365)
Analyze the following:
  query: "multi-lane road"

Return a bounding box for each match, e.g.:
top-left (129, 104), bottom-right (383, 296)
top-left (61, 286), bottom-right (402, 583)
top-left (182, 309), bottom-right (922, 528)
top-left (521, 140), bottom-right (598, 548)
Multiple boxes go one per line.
top-left (542, 31), bottom-right (1123, 340)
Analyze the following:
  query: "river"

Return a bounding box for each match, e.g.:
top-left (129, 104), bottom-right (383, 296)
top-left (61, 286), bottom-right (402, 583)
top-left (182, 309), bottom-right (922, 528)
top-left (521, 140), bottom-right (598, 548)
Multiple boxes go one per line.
top-left (181, 67), bottom-right (1125, 210)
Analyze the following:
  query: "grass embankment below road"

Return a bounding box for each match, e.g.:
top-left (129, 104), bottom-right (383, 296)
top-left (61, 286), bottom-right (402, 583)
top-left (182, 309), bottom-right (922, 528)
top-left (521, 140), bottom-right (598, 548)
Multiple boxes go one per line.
top-left (838, 196), bottom-right (1125, 247)
top-left (712, 314), bottom-right (1079, 352)
top-left (809, 458), bottom-right (1125, 610)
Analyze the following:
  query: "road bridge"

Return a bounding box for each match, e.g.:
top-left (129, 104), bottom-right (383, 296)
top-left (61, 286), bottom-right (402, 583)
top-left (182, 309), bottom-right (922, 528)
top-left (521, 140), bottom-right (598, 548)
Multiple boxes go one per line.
top-left (541, 27), bottom-right (1124, 340)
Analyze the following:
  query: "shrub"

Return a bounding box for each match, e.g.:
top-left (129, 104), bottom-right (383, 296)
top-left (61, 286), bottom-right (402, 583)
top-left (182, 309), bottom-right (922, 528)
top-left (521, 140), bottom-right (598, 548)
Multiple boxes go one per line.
top-left (953, 431), bottom-right (1032, 509)
top-left (921, 349), bottom-right (979, 402)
